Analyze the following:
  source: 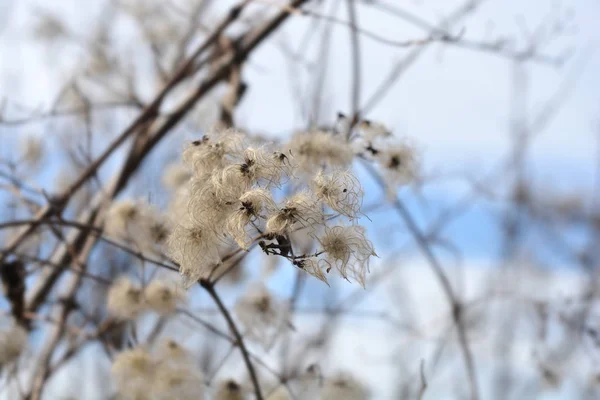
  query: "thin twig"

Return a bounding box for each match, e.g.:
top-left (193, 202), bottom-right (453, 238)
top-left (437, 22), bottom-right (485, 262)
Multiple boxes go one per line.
top-left (199, 280), bottom-right (264, 400)
top-left (346, 0), bottom-right (361, 139)
top-left (417, 359), bottom-right (427, 400)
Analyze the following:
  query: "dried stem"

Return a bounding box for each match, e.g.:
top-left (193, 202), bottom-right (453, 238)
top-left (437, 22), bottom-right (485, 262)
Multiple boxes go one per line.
top-left (200, 279), bottom-right (264, 400)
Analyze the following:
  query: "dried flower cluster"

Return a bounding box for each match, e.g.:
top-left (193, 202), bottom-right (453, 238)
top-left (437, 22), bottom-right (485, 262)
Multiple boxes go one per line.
top-left (288, 130), bottom-right (354, 174)
top-left (162, 125), bottom-right (405, 288)
top-left (103, 120), bottom-right (416, 398)
top-left (105, 200), bottom-right (169, 253)
top-left (111, 340), bottom-right (203, 400)
top-left (106, 277), bottom-right (184, 319)
top-left (352, 117), bottom-right (420, 194)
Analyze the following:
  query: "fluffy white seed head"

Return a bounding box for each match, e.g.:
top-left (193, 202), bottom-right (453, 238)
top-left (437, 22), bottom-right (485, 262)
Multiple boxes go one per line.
top-left (152, 339), bottom-right (204, 400)
top-left (297, 259), bottom-right (329, 285)
top-left (377, 141), bottom-right (419, 191)
top-left (266, 192), bottom-right (323, 235)
top-left (321, 373), bottom-right (368, 400)
top-left (357, 120), bottom-right (392, 141)
top-left (234, 146), bottom-right (296, 186)
top-left (154, 339), bottom-right (194, 369)
top-left (226, 189), bottom-right (275, 250)
top-left (318, 225), bottom-right (377, 287)
top-left (214, 379), bottom-right (244, 400)
top-left (146, 218), bottom-right (170, 249)
top-left (112, 347), bottom-right (154, 377)
top-left (182, 129), bottom-right (244, 175)
top-left (271, 150), bottom-right (296, 183)
top-left (152, 364), bottom-right (205, 400)
top-left (104, 200), bottom-right (168, 253)
top-left (212, 165), bottom-right (253, 204)
top-left (106, 277), bottom-right (146, 320)
top-left (240, 189), bottom-right (276, 216)
top-left (111, 340), bottom-right (203, 400)
top-left (144, 280), bottom-right (185, 315)
top-left (239, 146), bottom-right (279, 184)
top-left (186, 175), bottom-right (241, 232)
top-left (235, 283), bottom-right (288, 348)
top-left (105, 200), bottom-right (139, 238)
top-left (166, 223), bottom-right (221, 287)
top-left (288, 131), bottom-right (354, 174)
top-left (0, 323), bottom-right (28, 364)
top-left (312, 170), bottom-right (363, 219)
top-left (111, 347), bottom-right (155, 400)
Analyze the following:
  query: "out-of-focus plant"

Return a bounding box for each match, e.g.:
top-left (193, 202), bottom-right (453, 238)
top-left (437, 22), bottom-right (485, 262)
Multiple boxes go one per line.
top-left (0, 0), bottom-right (594, 399)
